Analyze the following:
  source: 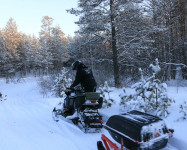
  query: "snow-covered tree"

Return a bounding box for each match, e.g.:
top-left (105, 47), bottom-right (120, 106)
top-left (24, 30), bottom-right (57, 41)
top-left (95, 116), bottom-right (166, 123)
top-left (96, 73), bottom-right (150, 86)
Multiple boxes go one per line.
top-left (51, 26), bottom-right (69, 70)
top-left (177, 101), bottom-right (187, 121)
top-left (69, 0), bottom-right (145, 87)
top-left (119, 88), bottom-right (131, 111)
top-left (24, 35), bottom-right (42, 74)
top-left (53, 68), bottom-right (72, 97)
top-left (39, 16), bottom-right (54, 72)
top-left (1, 18), bottom-right (21, 77)
top-left (3, 18), bottom-right (21, 57)
top-left (98, 81), bottom-right (115, 108)
top-left (117, 2), bottom-right (155, 74)
top-left (120, 59), bottom-right (173, 117)
top-left (39, 16), bottom-right (69, 73)
top-left (0, 32), bottom-right (9, 75)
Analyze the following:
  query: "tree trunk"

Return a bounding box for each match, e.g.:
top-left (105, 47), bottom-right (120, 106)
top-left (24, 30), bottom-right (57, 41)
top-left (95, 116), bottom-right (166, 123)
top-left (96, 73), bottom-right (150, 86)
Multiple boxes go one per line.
top-left (179, 0), bottom-right (187, 78)
top-left (186, 0), bottom-right (187, 46)
top-left (110, 0), bottom-right (120, 87)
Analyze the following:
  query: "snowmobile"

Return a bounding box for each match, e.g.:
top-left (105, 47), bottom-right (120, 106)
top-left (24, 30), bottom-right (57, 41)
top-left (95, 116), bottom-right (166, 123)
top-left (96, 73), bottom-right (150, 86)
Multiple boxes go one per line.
top-left (97, 110), bottom-right (174, 150)
top-left (52, 87), bottom-right (103, 133)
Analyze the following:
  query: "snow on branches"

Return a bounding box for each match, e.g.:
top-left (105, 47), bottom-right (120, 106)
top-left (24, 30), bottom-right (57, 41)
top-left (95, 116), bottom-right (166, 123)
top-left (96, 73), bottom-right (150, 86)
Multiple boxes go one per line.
top-left (53, 68), bottom-right (72, 98)
top-left (99, 81), bottom-right (115, 108)
top-left (120, 59), bottom-right (174, 117)
top-left (149, 58), bottom-right (161, 75)
top-left (38, 68), bottom-right (72, 97)
top-left (177, 101), bottom-right (187, 121)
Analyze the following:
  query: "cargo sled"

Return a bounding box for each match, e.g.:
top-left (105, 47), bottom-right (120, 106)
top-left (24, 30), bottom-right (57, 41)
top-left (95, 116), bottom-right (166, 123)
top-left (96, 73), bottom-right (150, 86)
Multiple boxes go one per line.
top-left (98, 110), bottom-right (174, 150)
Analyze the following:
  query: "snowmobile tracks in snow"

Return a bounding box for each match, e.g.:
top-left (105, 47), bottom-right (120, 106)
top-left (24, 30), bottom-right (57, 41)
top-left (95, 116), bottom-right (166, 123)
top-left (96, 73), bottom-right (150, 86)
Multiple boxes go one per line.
top-left (52, 108), bottom-right (103, 133)
top-left (164, 137), bottom-right (186, 150)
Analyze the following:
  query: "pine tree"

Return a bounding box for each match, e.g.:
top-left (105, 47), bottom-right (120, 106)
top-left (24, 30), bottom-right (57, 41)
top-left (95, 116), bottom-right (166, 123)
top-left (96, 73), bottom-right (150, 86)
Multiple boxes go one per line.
top-left (120, 59), bottom-right (173, 117)
top-left (0, 32), bottom-right (8, 75)
top-left (3, 18), bottom-right (21, 57)
top-left (51, 26), bottom-right (69, 70)
top-left (39, 16), bottom-right (54, 72)
top-left (69, 0), bottom-right (142, 87)
top-left (2, 18), bottom-right (21, 77)
top-left (178, 101), bottom-right (187, 121)
top-left (99, 81), bottom-right (115, 108)
top-left (53, 68), bottom-right (72, 97)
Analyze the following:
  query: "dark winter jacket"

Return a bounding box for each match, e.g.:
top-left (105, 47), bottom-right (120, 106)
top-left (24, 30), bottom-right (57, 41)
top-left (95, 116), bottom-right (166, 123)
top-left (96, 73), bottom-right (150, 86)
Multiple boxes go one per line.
top-left (70, 63), bottom-right (97, 92)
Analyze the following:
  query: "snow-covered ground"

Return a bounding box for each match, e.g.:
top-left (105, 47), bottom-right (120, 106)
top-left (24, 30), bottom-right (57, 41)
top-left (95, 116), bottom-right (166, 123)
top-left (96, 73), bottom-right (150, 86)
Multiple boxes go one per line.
top-left (0, 77), bottom-right (187, 150)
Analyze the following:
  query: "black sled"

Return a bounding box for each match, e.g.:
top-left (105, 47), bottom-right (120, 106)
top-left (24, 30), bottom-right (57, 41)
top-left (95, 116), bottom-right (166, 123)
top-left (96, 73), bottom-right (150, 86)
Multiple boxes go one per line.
top-left (53, 87), bottom-right (103, 133)
top-left (98, 110), bottom-right (174, 150)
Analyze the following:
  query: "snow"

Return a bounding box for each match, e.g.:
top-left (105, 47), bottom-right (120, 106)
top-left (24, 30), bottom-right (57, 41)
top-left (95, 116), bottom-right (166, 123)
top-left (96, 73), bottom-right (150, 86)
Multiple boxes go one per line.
top-left (149, 58), bottom-right (161, 76)
top-left (0, 77), bottom-right (187, 150)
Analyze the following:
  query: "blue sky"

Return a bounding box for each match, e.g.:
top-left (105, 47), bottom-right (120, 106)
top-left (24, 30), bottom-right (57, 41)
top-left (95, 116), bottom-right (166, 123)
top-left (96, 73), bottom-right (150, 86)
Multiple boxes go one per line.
top-left (0, 0), bottom-right (79, 37)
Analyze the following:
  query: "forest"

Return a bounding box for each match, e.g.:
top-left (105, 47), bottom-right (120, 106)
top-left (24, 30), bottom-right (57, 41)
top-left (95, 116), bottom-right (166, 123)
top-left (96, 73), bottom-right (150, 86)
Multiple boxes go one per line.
top-left (0, 1), bottom-right (187, 149)
top-left (0, 0), bottom-right (186, 87)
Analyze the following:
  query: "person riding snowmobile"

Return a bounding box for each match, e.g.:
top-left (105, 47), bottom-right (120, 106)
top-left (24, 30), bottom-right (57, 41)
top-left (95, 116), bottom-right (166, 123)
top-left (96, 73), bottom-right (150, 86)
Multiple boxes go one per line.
top-left (70, 61), bottom-right (97, 92)
top-left (63, 61), bottom-right (98, 116)
top-left (52, 61), bottom-right (103, 131)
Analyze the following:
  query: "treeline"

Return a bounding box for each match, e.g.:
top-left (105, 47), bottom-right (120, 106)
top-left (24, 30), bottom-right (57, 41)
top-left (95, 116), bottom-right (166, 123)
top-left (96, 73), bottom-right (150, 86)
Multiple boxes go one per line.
top-left (68, 0), bottom-right (187, 86)
top-left (0, 0), bottom-right (187, 87)
top-left (0, 16), bottom-right (69, 79)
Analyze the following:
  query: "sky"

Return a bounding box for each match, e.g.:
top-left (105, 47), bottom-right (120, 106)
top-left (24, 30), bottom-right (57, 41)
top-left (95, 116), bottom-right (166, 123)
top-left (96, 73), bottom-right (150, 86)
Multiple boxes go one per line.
top-left (0, 0), bottom-right (79, 37)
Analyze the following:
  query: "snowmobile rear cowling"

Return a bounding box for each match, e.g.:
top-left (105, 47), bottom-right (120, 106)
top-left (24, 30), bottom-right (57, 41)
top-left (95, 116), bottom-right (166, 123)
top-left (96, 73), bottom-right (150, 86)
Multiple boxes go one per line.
top-left (105, 110), bottom-right (170, 150)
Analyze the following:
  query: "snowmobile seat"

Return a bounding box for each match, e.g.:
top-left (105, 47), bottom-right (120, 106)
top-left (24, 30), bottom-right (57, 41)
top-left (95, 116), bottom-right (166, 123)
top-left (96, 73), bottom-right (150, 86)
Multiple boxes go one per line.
top-left (84, 92), bottom-right (103, 109)
top-left (85, 92), bottom-right (100, 100)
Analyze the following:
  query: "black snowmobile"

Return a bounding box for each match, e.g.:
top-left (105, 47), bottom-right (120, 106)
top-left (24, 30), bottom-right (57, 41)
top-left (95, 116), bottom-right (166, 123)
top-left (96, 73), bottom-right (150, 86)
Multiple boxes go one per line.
top-left (52, 87), bottom-right (103, 133)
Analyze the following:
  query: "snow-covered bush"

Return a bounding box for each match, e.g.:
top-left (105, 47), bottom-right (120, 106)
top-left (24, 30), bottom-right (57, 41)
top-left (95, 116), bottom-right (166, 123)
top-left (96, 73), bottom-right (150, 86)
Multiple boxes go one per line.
top-left (52, 68), bottom-right (72, 97)
top-left (38, 75), bottom-right (55, 97)
top-left (99, 81), bottom-right (115, 108)
top-left (38, 68), bottom-right (72, 97)
top-left (177, 101), bottom-right (187, 121)
top-left (120, 59), bottom-right (173, 117)
top-left (119, 88), bottom-right (127, 106)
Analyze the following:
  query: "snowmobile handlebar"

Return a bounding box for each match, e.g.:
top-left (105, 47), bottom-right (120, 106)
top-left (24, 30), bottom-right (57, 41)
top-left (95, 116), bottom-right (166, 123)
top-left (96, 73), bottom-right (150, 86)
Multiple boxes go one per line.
top-left (65, 87), bottom-right (85, 95)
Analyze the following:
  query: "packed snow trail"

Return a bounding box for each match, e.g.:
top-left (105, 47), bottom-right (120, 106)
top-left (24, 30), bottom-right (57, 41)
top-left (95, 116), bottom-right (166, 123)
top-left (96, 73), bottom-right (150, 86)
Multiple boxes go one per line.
top-left (0, 78), bottom-right (101, 150)
top-left (0, 78), bottom-right (187, 150)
